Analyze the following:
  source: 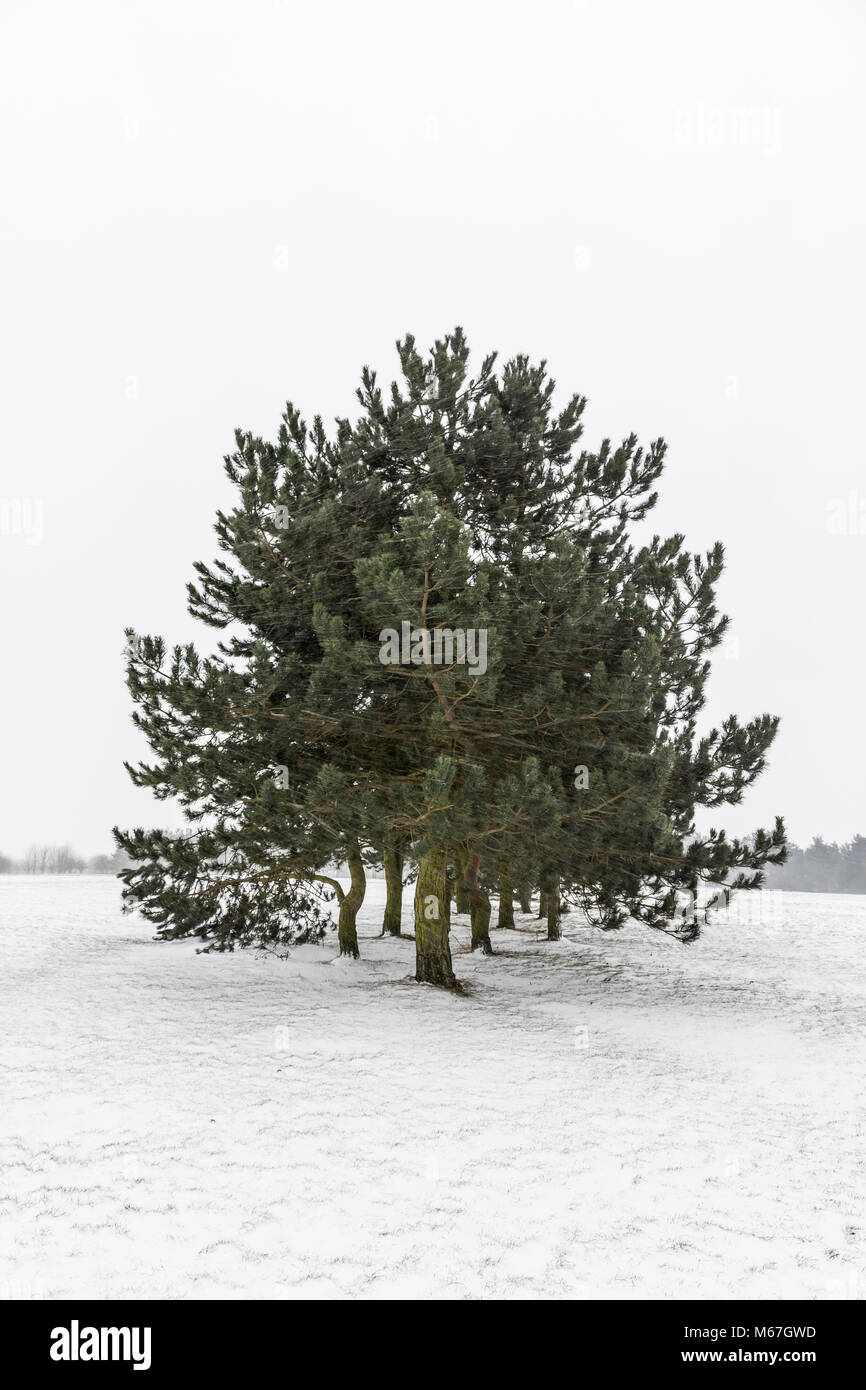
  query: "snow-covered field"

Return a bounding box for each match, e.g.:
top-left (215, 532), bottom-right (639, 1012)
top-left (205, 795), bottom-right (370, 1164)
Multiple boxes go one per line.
top-left (1, 875), bottom-right (864, 1301)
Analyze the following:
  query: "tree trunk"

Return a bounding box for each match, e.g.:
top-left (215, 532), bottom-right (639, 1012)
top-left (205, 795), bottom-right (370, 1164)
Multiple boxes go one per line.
top-left (414, 849), bottom-right (457, 988)
top-left (465, 852), bottom-right (493, 954)
top-left (546, 874), bottom-right (561, 941)
top-left (497, 860), bottom-right (515, 929)
top-left (537, 889), bottom-right (548, 919)
top-left (382, 841), bottom-right (403, 936)
top-left (517, 883), bottom-right (533, 914)
top-left (453, 850), bottom-right (471, 913)
top-left (338, 841), bottom-right (365, 958)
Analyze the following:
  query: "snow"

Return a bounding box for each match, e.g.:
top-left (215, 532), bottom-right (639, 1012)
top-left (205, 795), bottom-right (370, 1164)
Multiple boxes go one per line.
top-left (1, 875), bottom-right (865, 1300)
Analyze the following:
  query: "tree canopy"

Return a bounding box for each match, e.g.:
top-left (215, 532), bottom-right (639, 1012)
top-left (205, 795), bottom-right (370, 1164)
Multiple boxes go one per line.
top-left (115, 329), bottom-right (785, 987)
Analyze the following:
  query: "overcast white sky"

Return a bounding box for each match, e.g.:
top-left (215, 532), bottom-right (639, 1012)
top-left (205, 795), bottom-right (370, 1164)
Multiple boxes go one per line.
top-left (0, 0), bottom-right (863, 857)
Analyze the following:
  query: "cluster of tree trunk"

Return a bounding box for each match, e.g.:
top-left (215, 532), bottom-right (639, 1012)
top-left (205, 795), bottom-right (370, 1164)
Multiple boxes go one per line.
top-left (333, 843), bottom-right (567, 986)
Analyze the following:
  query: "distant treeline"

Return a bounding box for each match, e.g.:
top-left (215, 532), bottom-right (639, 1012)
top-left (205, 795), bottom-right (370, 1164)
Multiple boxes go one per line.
top-left (0, 845), bottom-right (131, 874)
top-left (2, 839), bottom-right (865, 894)
top-left (764, 836), bottom-right (866, 894)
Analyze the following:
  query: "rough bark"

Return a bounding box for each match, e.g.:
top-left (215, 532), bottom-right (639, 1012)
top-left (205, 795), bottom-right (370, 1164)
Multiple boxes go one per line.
top-left (537, 889), bottom-right (548, 919)
top-left (453, 850), bottom-right (471, 913)
top-left (465, 852), bottom-right (493, 954)
top-left (414, 849), bottom-right (458, 988)
top-left (338, 840), bottom-right (365, 957)
top-left (546, 874), bottom-right (561, 941)
top-left (517, 883), bottom-right (533, 914)
top-left (496, 861), bottom-right (515, 929)
top-left (382, 841), bottom-right (404, 936)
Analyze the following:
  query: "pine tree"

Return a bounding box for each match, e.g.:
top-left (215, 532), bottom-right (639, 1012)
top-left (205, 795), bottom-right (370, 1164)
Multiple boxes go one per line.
top-left (341, 332), bottom-right (785, 957)
top-left (115, 415), bottom-right (393, 951)
top-left (116, 328), bottom-right (786, 982)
